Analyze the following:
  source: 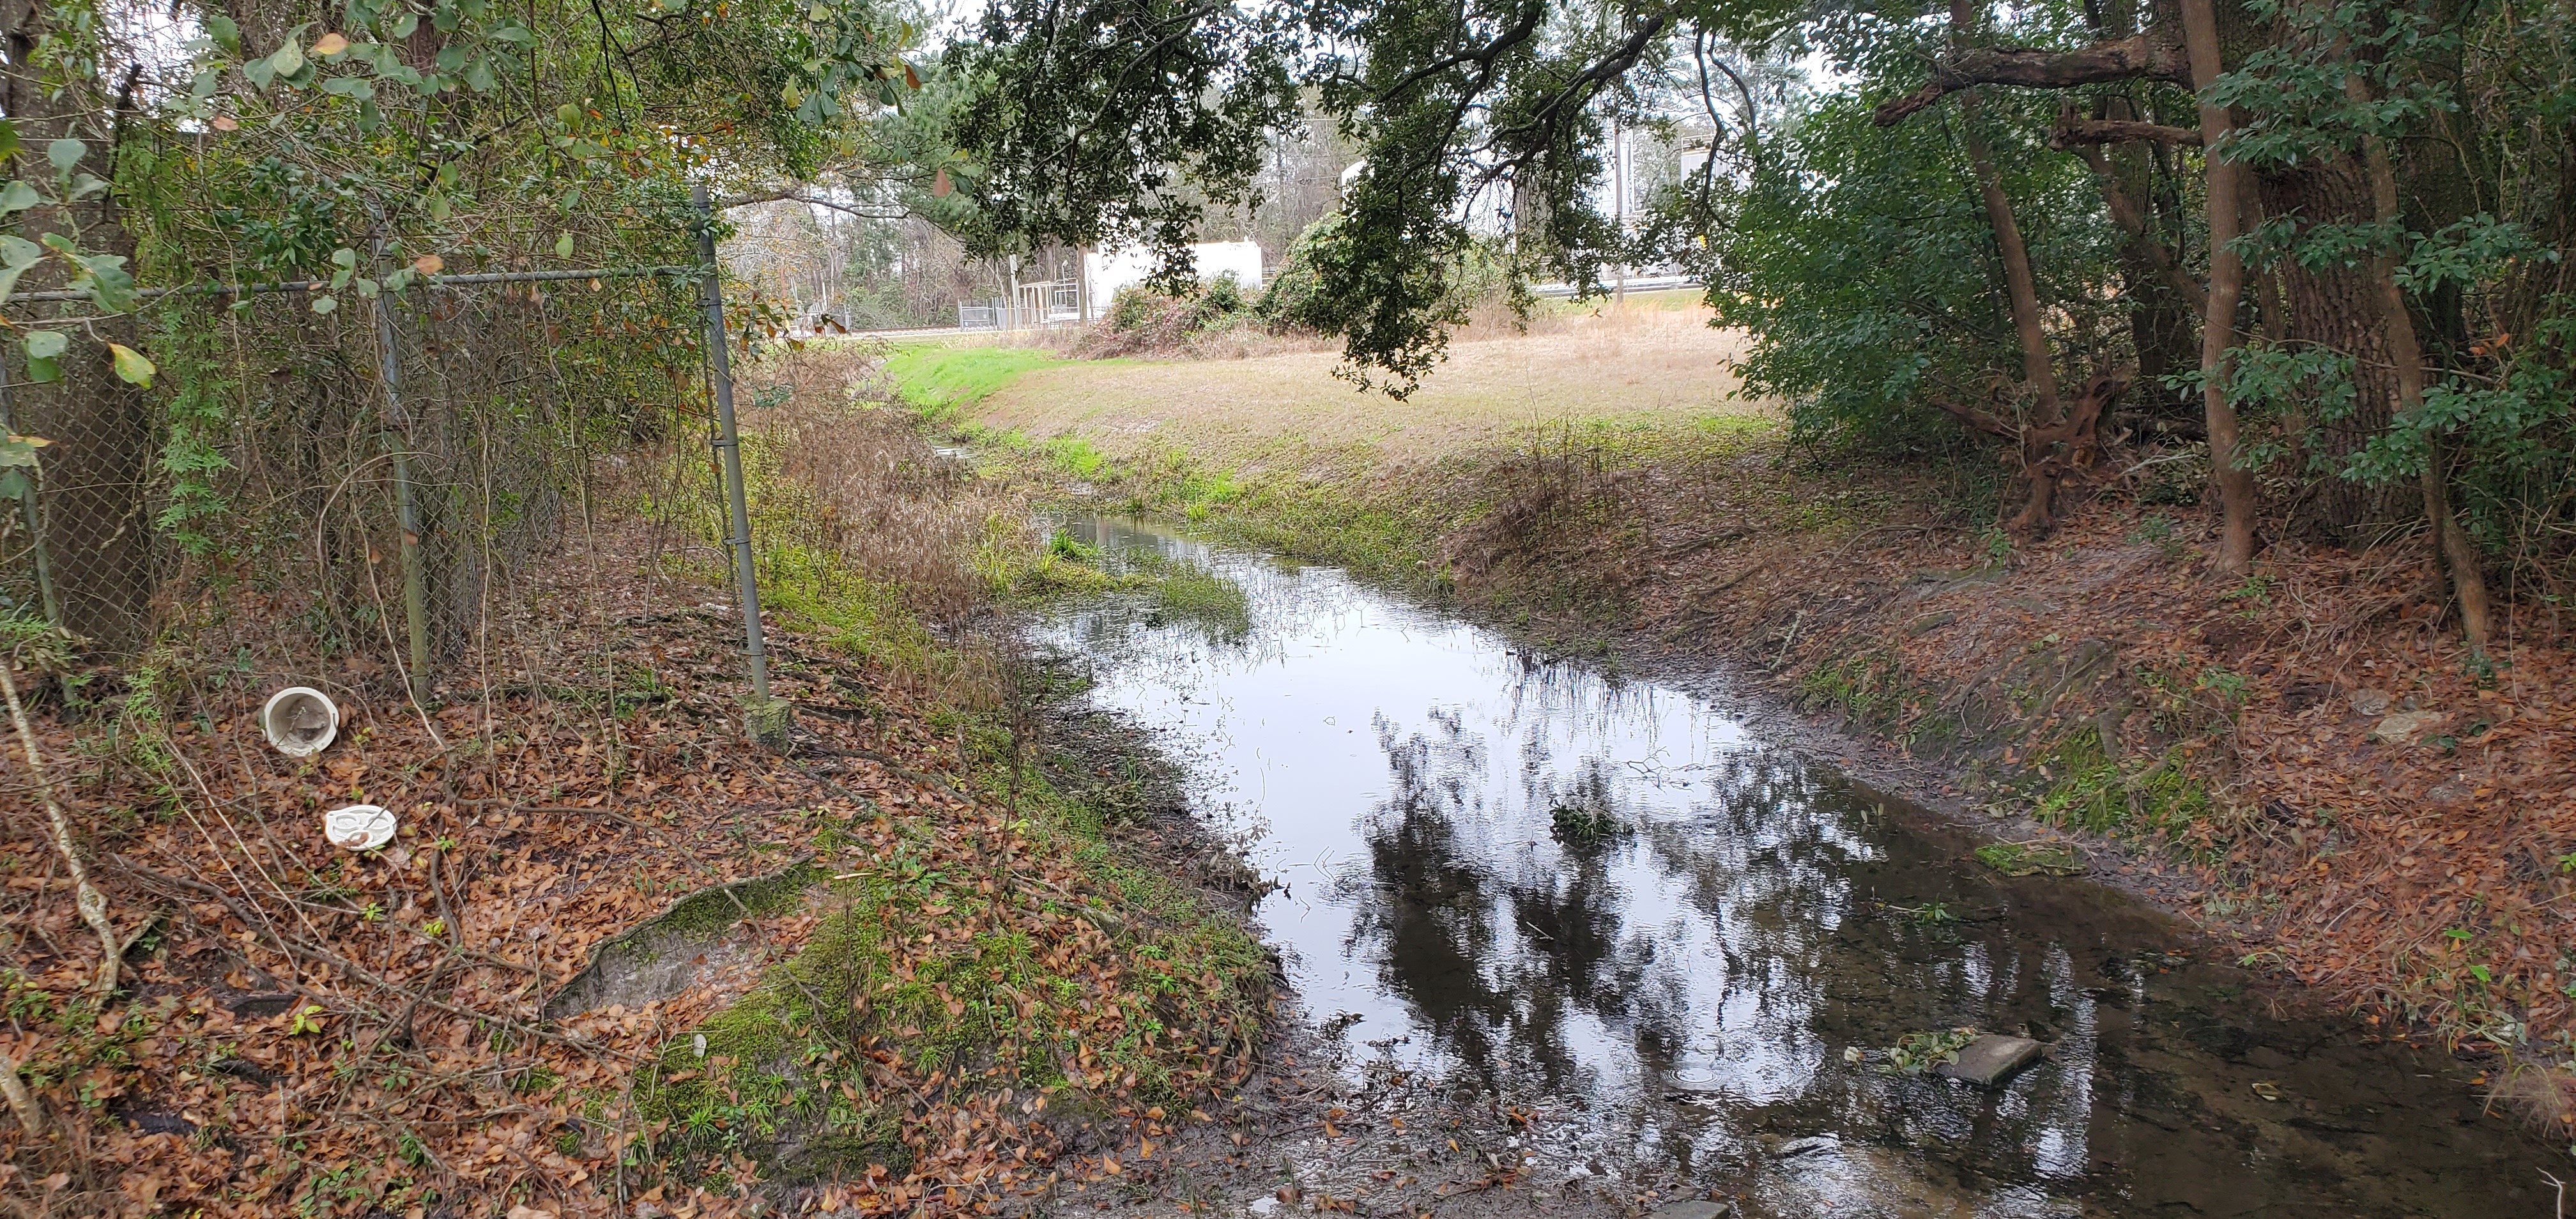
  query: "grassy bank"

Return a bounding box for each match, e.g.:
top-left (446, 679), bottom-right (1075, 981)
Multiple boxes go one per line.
top-left (624, 346), bottom-right (1278, 1206)
top-left (889, 300), bottom-right (1771, 594)
top-left (884, 303), bottom-right (2576, 1137)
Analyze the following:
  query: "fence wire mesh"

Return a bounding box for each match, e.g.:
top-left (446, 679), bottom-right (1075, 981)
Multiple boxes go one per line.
top-left (0, 264), bottom-right (726, 702)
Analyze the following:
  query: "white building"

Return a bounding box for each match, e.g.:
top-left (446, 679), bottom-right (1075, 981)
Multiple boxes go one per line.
top-left (1081, 241), bottom-right (1265, 319)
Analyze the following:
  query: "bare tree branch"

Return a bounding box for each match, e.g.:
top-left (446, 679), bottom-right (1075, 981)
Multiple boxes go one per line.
top-left (717, 190), bottom-right (912, 220)
top-left (2051, 114), bottom-right (2201, 146)
top-left (2067, 140), bottom-right (2207, 319)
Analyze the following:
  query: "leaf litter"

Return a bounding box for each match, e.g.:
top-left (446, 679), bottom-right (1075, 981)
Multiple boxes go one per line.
top-left (0, 515), bottom-right (1271, 1218)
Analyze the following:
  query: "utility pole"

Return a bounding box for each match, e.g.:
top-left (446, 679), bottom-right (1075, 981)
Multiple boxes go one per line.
top-left (1613, 118), bottom-right (1629, 303)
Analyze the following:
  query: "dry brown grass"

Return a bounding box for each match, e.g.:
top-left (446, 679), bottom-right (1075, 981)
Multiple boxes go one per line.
top-left (746, 346), bottom-right (997, 621)
top-left (972, 294), bottom-right (1770, 478)
top-left (717, 343), bottom-right (1038, 710)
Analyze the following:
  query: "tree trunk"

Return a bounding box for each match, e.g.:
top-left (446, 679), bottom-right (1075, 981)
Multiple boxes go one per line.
top-left (2257, 155), bottom-right (2400, 540)
top-left (1963, 112), bottom-right (2062, 424)
top-left (2069, 113), bottom-right (2202, 433)
top-left (2181, 0), bottom-right (2260, 574)
top-left (2349, 79), bottom-right (2492, 652)
top-left (1948, 0), bottom-right (2076, 535)
top-left (1, 3), bottom-right (155, 654)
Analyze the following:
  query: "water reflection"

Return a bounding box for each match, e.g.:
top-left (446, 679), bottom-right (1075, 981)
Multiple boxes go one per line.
top-left (1041, 514), bottom-right (2553, 1216)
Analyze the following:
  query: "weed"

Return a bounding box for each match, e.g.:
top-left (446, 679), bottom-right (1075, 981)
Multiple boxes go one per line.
top-left (1974, 841), bottom-right (2084, 877)
top-left (1041, 433), bottom-right (1109, 480)
top-left (2220, 573), bottom-right (2275, 617)
top-left (1547, 801), bottom-right (1628, 847)
top-left (2125, 513), bottom-right (2189, 559)
top-left (1981, 525), bottom-right (2013, 562)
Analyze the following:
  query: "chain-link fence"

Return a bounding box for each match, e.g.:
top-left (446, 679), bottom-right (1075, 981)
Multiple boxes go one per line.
top-left (0, 204), bottom-right (775, 716)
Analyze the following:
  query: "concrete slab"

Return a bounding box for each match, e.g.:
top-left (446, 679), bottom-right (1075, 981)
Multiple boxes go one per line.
top-left (1935, 1034), bottom-right (2043, 1085)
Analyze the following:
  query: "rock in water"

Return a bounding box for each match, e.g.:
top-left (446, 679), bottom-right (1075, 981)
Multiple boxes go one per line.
top-left (1934, 1034), bottom-right (2043, 1086)
top-left (1649, 1201), bottom-right (1736, 1219)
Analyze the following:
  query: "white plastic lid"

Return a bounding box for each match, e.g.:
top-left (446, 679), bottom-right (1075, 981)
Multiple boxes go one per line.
top-left (325, 804), bottom-right (397, 852)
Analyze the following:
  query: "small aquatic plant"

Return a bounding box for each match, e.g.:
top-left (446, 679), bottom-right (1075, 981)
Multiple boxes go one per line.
top-left (1047, 528), bottom-right (1102, 563)
top-left (1880, 900), bottom-right (1959, 925)
top-left (1149, 562), bottom-right (1253, 641)
top-left (1844, 1026), bottom-right (1980, 1074)
top-left (1549, 801), bottom-right (1628, 846)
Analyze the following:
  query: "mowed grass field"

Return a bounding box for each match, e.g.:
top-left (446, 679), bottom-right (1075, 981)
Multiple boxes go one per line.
top-left (935, 291), bottom-right (1774, 479)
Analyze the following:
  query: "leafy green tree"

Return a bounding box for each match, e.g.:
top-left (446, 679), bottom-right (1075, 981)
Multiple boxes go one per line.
top-left (944, 0), bottom-right (2576, 631)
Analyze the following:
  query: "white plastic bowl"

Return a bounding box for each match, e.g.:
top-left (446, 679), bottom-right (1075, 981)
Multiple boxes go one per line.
top-left (324, 804), bottom-right (397, 852)
top-left (259, 687), bottom-right (339, 756)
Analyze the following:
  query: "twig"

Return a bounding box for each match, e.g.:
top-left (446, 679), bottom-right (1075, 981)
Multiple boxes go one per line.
top-left (0, 1044), bottom-right (43, 1137)
top-left (0, 657), bottom-right (119, 1000)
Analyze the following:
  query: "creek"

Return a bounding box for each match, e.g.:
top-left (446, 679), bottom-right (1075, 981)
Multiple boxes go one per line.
top-left (1040, 514), bottom-right (2555, 1217)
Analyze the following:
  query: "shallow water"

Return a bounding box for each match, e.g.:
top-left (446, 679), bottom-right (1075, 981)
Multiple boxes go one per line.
top-left (1042, 515), bottom-right (2559, 1218)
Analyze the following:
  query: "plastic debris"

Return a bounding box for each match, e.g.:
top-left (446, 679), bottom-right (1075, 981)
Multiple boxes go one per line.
top-left (261, 687), bottom-right (341, 756)
top-left (325, 804), bottom-right (397, 851)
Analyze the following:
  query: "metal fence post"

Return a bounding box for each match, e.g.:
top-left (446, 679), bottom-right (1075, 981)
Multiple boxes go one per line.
top-left (370, 283), bottom-right (433, 705)
top-left (0, 369), bottom-right (60, 626)
top-left (693, 185), bottom-right (789, 749)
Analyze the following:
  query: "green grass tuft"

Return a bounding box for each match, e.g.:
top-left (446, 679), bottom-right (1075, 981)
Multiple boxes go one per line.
top-left (883, 344), bottom-right (1061, 424)
top-left (2030, 727), bottom-right (2218, 853)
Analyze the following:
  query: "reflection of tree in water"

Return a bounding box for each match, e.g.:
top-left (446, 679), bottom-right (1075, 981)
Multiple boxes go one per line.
top-left (1344, 714), bottom-right (1682, 1096)
top-left (1342, 710), bottom-right (2107, 1189)
top-left (1045, 526), bottom-right (2499, 1211)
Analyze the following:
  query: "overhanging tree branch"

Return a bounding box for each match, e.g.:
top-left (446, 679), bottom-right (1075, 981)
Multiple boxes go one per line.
top-left (1873, 34), bottom-right (2189, 126)
top-left (718, 190), bottom-right (910, 220)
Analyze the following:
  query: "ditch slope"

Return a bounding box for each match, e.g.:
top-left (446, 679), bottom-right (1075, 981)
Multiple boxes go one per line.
top-left (892, 303), bottom-right (2576, 1147)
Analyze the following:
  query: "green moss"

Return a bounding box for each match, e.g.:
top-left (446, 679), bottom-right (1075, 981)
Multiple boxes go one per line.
top-left (633, 705), bottom-right (1269, 1190)
top-left (1973, 841), bottom-right (2084, 877)
top-left (543, 863), bottom-right (822, 1021)
top-left (656, 864), bottom-right (819, 937)
top-left (2030, 727), bottom-right (2218, 852)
